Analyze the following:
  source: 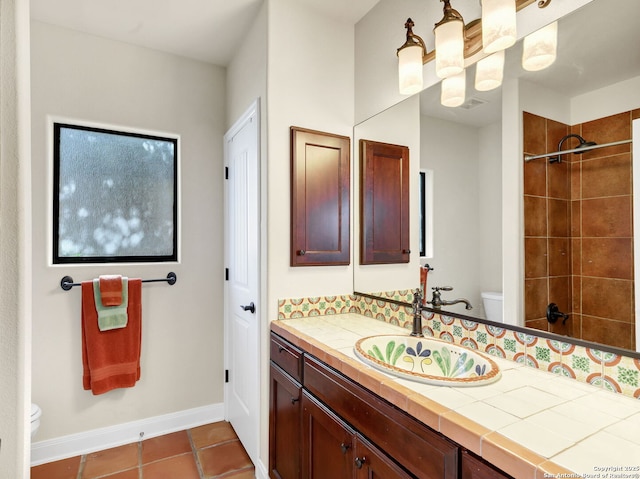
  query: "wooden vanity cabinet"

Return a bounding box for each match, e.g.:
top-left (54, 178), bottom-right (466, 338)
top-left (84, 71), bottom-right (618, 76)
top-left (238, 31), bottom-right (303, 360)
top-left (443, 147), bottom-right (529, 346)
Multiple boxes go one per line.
top-left (302, 391), bottom-right (414, 479)
top-left (461, 450), bottom-right (513, 479)
top-left (302, 391), bottom-right (355, 478)
top-left (304, 354), bottom-right (458, 479)
top-left (270, 335), bottom-right (304, 479)
top-left (270, 332), bottom-right (513, 479)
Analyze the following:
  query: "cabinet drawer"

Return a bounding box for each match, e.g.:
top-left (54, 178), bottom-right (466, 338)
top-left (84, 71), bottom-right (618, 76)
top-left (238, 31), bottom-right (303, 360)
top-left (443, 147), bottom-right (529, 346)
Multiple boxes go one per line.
top-left (270, 333), bottom-right (303, 382)
top-left (304, 354), bottom-right (458, 479)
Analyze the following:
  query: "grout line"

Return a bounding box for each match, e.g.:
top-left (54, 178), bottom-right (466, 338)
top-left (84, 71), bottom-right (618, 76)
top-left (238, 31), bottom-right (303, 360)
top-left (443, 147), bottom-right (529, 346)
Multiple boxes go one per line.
top-left (76, 454), bottom-right (86, 479)
top-left (187, 428), bottom-right (206, 479)
top-left (138, 439), bottom-right (143, 479)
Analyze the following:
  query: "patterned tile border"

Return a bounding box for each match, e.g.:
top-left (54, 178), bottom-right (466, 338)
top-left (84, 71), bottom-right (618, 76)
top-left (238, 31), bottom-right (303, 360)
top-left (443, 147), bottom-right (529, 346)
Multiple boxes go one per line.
top-left (277, 294), bottom-right (640, 400)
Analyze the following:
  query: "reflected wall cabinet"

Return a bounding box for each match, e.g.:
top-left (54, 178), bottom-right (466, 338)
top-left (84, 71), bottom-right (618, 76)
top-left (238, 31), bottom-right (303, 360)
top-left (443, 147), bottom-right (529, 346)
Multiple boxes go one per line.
top-left (359, 139), bottom-right (410, 264)
top-left (290, 127), bottom-right (351, 266)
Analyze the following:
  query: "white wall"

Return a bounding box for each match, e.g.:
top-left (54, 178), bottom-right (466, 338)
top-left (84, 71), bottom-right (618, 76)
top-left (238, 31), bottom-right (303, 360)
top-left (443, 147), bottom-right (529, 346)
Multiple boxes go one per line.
top-left (353, 95), bottom-right (421, 293)
top-left (0, 0), bottom-right (31, 476)
top-left (478, 121), bottom-right (503, 296)
top-left (266, 0), bottom-right (355, 314)
top-left (421, 116), bottom-right (483, 316)
top-left (30, 21), bottom-right (226, 441)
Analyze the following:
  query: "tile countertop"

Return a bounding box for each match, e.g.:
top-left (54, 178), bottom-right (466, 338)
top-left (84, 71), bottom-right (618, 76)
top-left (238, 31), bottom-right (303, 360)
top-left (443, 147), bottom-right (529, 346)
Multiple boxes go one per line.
top-left (271, 314), bottom-right (640, 479)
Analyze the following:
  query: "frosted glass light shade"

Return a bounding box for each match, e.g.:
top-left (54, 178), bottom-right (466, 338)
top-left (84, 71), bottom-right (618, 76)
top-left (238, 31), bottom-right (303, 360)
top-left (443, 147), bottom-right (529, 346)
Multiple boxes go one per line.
top-left (434, 19), bottom-right (464, 78)
top-left (475, 50), bottom-right (504, 91)
top-left (522, 21), bottom-right (558, 71)
top-left (441, 70), bottom-right (466, 107)
top-left (482, 0), bottom-right (516, 54)
top-left (398, 44), bottom-right (424, 95)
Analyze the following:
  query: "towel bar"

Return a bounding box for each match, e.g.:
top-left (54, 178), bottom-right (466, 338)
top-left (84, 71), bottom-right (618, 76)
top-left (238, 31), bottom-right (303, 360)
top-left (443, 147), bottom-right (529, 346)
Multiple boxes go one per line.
top-left (60, 272), bottom-right (177, 291)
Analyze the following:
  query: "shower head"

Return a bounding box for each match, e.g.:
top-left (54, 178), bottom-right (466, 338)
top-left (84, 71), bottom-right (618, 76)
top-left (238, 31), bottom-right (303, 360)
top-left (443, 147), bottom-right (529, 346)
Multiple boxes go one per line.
top-left (549, 134), bottom-right (597, 163)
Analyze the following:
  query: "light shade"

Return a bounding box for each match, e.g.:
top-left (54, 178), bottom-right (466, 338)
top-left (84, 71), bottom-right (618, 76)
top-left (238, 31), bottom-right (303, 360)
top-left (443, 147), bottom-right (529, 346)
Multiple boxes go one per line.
top-left (434, 17), bottom-right (464, 78)
top-left (522, 21), bottom-right (558, 71)
top-left (441, 70), bottom-right (466, 107)
top-left (482, 0), bottom-right (517, 54)
top-left (398, 44), bottom-right (424, 95)
top-left (475, 50), bottom-right (504, 91)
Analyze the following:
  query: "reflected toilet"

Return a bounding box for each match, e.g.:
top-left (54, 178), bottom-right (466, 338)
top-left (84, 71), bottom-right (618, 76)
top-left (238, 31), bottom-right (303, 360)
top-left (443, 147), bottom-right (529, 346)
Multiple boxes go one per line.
top-left (481, 292), bottom-right (503, 323)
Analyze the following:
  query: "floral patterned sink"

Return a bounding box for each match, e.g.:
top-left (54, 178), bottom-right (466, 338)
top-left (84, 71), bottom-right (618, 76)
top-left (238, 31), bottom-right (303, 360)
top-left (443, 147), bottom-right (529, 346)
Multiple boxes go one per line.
top-left (354, 335), bottom-right (501, 387)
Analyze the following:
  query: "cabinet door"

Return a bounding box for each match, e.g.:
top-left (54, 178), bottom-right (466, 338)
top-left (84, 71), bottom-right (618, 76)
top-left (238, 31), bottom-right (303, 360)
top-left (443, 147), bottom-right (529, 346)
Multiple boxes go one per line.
top-left (302, 391), bottom-right (355, 479)
top-left (290, 127), bottom-right (351, 266)
top-left (359, 139), bottom-right (410, 264)
top-left (354, 435), bottom-right (415, 479)
top-left (461, 450), bottom-right (513, 479)
top-left (269, 364), bottom-right (302, 479)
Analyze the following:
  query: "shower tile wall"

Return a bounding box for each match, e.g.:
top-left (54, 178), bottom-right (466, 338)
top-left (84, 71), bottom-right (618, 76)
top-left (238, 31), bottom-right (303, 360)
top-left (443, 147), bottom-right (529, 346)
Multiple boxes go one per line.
top-left (523, 110), bottom-right (637, 350)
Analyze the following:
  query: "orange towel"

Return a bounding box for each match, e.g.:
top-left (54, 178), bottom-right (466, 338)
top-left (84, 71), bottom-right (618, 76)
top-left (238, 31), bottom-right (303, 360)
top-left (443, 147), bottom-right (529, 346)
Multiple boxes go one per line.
top-left (82, 278), bottom-right (142, 395)
top-left (420, 265), bottom-right (429, 305)
top-left (99, 275), bottom-right (123, 307)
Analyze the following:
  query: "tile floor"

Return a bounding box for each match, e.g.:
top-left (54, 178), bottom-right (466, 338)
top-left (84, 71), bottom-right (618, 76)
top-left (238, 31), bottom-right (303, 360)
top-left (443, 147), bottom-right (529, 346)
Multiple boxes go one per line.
top-left (31, 421), bottom-right (255, 479)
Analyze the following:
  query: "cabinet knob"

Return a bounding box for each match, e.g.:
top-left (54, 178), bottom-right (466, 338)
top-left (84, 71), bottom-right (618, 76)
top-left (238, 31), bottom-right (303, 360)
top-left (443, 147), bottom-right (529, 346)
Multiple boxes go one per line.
top-left (402, 249), bottom-right (411, 254)
top-left (354, 456), bottom-right (366, 469)
top-left (297, 249), bottom-right (306, 256)
top-left (291, 397), bottom-right (300, 404)
top-left (340, 443), bottom-right (350, 454)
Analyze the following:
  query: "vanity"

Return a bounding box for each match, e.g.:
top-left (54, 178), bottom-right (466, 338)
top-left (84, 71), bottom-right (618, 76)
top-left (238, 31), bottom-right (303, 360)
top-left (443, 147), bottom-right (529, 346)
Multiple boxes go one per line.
top-left (269, 312), bottom-right (640, 479)
top-left (270, 326), bottom-right (504, 479)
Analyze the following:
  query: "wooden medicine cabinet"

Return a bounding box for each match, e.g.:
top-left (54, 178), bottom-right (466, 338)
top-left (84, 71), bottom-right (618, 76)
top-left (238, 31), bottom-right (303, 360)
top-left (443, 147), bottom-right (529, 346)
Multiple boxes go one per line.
top-left (290, 127), bottom-right (351, 266)
top-left (359, 139), bottom-right (410, 264)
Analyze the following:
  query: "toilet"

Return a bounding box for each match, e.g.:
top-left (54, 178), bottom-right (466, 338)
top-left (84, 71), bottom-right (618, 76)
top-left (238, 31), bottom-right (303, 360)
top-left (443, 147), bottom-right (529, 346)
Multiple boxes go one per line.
top-left (481, 292), bottom-right (503, 323)
top-left (31, 403), bottom-right (42, 439)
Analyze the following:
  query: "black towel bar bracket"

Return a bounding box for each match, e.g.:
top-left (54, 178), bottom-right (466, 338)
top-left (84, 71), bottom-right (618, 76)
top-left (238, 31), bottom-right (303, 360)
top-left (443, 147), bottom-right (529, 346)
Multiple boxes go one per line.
top-left (60, 272), bottom-right (177, 291)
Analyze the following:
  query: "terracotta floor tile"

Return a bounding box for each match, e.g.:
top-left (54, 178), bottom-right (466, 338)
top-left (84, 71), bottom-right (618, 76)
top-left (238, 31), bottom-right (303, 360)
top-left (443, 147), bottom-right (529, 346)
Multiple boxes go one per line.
top-left (81, 442), bottom-right (138, 478)
top-left (141, 430), bottom-right (192, 464)
top-left (32, 422), bottom-right (255, 479)
top-left (31, 455), bottom-right (81, 479)
top-left (142, 453), bottom-right (200, 479)
top-left (191, 421), bottom-right (238, 449)
top-left (198, 440), bottom-right (252, 477)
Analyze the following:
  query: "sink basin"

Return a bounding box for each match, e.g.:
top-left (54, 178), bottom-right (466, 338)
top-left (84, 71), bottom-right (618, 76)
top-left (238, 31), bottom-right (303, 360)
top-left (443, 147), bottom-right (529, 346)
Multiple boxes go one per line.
top-left (354, 335), bottom-right (501, 387)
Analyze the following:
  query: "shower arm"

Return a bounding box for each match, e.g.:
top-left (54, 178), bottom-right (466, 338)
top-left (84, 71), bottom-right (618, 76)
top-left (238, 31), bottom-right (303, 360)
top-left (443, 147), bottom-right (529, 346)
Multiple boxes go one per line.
top-left (524, 139), bottom-right (632, 162)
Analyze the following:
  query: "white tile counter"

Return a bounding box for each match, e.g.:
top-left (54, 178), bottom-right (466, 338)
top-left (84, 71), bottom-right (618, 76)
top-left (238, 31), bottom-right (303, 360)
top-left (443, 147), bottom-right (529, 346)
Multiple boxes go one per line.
top-left (271, 314), bottom-right (640, 478)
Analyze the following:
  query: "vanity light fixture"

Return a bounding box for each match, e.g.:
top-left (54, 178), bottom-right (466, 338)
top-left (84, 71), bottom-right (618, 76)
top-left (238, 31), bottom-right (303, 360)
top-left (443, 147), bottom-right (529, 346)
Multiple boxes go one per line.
top-left (441, 69), bottom-right (466, 107)
top-left (522, 21), bottom-right (558, 71)
top-left (474, 50), bottom-right (505, 91)
top-left (482, 0), bottom-right (517, 54)
top-left (434, 0), bottom-right (465, 79)
top-left (396, 0), bottom-right (554, 98)
top-left (397, 18), bottom-right (428, 95)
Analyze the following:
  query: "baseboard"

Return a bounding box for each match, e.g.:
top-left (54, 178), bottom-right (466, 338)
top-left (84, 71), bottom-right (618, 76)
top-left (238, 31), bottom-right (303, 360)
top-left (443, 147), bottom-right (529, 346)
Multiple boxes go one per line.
top-left (30, 403), bottom-right (224, 466)
top-left (255, 459), bottom-right (269, 479)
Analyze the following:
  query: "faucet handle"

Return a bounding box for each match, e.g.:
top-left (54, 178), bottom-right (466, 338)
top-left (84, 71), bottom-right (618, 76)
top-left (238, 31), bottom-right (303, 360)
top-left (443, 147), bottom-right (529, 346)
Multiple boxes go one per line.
top-left (432, 286), bottom-right (453, 292)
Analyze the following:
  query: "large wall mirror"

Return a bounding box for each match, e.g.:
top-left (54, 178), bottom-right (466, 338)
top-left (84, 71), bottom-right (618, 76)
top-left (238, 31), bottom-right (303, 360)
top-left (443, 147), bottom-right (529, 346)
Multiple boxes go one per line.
top-left (354, 0), bottom-right (640, 355)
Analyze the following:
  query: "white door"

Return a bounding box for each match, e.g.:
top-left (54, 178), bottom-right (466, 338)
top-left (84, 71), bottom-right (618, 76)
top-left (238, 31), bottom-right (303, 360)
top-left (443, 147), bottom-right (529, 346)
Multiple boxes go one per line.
top-left (224, 100), bottom-right (260, 464)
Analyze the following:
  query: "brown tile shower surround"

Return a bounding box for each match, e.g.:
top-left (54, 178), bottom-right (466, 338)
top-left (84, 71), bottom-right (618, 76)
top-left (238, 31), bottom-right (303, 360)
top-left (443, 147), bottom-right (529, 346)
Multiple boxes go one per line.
top-left (30, 421), bottom-right (254, 479)
top-left (523, 110), bottom-right (638, 351)
top-left (278, 293), bottom-right (640, 398)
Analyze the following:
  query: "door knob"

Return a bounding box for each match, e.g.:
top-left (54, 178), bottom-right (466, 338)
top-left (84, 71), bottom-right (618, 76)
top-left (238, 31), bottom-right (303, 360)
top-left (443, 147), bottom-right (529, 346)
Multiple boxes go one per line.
top-left (240, 302), bottom-right (255, 314)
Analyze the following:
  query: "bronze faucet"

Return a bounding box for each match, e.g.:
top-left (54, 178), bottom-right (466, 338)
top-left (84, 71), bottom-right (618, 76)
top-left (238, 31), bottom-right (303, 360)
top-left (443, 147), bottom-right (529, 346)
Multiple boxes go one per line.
top-left (427, 286), bottom-right (473, 310)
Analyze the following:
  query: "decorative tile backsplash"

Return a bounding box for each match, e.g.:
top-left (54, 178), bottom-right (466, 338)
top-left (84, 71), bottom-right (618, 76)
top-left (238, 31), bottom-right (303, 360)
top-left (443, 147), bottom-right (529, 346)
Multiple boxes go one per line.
top-left (277, 293), bottom-right (640, 400)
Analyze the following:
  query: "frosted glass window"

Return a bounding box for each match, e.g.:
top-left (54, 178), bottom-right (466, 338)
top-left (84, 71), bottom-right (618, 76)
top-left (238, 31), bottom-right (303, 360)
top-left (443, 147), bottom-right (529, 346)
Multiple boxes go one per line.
top-left (53, 123), bottom-right (178, 263)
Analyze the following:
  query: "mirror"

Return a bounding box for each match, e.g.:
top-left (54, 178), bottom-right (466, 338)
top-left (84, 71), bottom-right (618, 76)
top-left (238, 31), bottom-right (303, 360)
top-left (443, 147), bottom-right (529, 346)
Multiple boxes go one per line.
top-left (354, 0), bottom-right (640, 354)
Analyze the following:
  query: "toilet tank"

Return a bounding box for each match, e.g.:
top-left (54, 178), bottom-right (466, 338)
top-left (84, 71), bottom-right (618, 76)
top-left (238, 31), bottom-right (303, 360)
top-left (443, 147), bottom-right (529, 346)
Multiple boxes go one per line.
top-left (481, 291), bottom-right (503, 323)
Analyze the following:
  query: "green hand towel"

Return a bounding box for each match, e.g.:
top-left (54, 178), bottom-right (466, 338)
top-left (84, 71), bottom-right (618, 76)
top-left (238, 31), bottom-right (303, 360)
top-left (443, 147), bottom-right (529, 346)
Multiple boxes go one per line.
top-left (93, 278), bottom-right (129, 331)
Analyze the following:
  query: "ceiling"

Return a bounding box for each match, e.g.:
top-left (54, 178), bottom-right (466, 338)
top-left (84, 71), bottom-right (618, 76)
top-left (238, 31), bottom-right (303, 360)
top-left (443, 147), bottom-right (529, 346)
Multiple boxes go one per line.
top-left (30, 0), bottom-right (381, 66)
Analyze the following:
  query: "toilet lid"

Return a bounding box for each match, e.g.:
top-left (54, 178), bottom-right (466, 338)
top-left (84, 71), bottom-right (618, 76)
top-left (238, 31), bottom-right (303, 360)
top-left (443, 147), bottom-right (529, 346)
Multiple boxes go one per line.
top-left (31, 404), bottom-right (41, 419)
